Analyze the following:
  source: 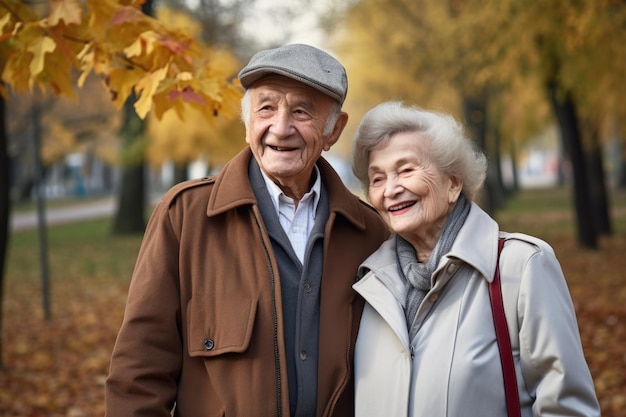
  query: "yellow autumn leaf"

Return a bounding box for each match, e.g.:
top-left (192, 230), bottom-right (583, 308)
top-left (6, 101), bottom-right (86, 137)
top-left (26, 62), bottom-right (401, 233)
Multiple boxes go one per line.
top-left (107, 66), bottom-right (144, 109)
top-left (152, 89), bottom-right (178, 121)
top-left (48, 0), bottom-right (83, 27)
top-left (76, 43), bottom-right (94, 87)
top-left (134, 65), bottom-right (168, 119)
top-left (197, 77), bottom-right (221, 102)
top-left (85, 0), bottom-right (120, 40)
top-left (1, 12), bottom-right (11, 33)
top-left (140, 31), bottom-right (159, 56)
top-left (39, 45), bottom-right (77, 97)
top-left (176, 72), bottom-right (193, 82)
top-left (123, 36), bottom-right (143, 58)
top-left (2, 52), bottom-right (31, 92)
top-left (28, 36), bottom-right (56, 77)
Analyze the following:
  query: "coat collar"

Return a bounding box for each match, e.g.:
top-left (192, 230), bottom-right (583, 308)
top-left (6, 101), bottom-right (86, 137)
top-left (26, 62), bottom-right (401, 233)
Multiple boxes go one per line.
top-left (445, 202), bottom-right (500, 283)
top-left (206, 147), bottom-right (372, 231)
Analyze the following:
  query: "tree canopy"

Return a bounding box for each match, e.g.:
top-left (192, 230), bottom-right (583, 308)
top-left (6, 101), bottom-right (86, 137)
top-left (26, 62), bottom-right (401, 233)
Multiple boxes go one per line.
top-left (1, 0), bottom-right (242, 122)
top-left (331, 0), bottom-right (626, 152)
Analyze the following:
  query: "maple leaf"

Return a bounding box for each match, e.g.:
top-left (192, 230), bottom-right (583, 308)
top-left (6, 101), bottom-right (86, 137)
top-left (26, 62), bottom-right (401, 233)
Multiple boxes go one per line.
top-left (124, 30), bottom-right (158, 57)
top-left (48, 0), bottom-right (83, 27)
top-left (133, 65), bottom-right (168, 118)
top-left (28, 36), bottom-right (57, 77)
top-left (107, 66), bottom-right (144, 108)
top-left (158, 34), bottom-right (192, 62)
top-left (1, 12), bottom-right (11, 33)
top-left (85, 0), bottom-right (120, 40)
top-left (110, 5), bottom-right (144, 26)
top-left (197, 77), bottom-right (222, 102)
top-left (76, 43), bottom-right (94, 87)
top-left (167, 86), bottom-right (206, 105)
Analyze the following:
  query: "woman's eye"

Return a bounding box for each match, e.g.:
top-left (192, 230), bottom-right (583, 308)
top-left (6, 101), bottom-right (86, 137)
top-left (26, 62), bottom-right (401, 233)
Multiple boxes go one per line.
top-left (369, 176), bottom-right (384, 186)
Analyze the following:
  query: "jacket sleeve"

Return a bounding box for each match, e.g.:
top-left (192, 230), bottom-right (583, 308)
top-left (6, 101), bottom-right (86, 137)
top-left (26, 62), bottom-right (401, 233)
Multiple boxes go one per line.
top-left (105, 198), bottom-right (182, 417)
top-left (515, 242), bottom-right (600, 417)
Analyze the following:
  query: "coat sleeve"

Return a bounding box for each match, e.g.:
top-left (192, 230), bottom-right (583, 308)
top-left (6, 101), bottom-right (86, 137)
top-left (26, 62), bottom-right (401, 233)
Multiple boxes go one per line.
top-left (515, 241), bottom-right (600, 417)
top-left (105, 198), bottom-right (183, 417)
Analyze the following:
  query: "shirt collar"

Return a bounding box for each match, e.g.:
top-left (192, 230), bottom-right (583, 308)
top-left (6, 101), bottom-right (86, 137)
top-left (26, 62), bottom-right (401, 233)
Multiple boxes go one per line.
top-left (261, 164), bottom-right (321, 214)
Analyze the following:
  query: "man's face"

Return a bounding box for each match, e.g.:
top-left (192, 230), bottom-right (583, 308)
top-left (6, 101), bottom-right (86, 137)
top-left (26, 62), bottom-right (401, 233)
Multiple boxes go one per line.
top-left (245, 75), bottom-right (343, 198)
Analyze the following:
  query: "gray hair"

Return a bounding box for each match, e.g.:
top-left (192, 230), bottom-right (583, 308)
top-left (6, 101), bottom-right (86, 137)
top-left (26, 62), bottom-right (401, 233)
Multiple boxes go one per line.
top-left (352, 101), bottom-right (487, 201)
top-left (240, 90), bottom-right (342, 137)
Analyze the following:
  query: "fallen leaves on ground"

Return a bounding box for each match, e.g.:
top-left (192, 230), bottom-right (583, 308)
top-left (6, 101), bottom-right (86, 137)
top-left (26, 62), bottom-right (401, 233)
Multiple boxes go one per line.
top-left (0, 279), bottom-right (126, 417)
top-left (0, 235), bottom-right (625, 416)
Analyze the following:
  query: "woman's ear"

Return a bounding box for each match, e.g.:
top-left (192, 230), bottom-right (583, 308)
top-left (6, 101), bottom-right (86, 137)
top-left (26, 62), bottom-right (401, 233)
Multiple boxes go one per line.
top-left (448, 176), bottom-right (463, 204)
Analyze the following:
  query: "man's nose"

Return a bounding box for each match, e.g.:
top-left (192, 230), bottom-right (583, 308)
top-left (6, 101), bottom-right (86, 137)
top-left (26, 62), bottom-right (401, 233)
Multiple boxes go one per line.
top-left (270, 110), bottom-right (295, 137)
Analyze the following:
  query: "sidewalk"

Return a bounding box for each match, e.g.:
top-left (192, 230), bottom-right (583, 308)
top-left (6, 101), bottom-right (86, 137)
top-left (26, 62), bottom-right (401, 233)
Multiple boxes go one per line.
top-left (10, 197), bottom-right (116, 232)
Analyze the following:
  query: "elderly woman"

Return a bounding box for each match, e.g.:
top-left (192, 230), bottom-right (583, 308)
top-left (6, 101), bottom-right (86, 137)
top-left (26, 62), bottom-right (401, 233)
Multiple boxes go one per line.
top-left (350, 101), bottom-right (600, 417)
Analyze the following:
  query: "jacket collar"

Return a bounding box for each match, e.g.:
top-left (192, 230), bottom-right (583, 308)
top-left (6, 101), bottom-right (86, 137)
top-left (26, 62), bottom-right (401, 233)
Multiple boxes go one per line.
top-left (206, 147), bottom-right (371, 231)
top-left (445, 202), bottom-right (500, 283)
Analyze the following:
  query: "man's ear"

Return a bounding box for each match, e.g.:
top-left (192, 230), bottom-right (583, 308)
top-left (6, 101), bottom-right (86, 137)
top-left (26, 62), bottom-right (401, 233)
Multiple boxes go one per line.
top-left (323, 112), bottom-right (348, 151)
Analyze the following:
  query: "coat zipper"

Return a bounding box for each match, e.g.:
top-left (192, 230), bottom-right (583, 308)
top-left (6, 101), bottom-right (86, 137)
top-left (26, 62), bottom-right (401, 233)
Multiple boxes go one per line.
top-left (253, 211), bottom-right (282, 417)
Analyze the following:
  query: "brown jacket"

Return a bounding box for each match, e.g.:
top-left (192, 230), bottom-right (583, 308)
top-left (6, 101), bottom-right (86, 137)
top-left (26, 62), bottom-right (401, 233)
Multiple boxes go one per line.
top-left (105, 148), bottom-right (389, 417)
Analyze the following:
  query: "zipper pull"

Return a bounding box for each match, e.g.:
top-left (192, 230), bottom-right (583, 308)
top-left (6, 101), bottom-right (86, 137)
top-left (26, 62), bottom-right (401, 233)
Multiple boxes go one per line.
top-left (410, 345), bottom-right (415, 359)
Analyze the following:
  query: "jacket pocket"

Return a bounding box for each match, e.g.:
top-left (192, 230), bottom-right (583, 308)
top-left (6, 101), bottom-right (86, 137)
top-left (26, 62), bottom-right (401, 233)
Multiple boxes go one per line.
top-left (187, 294), bottom-right (258, 357)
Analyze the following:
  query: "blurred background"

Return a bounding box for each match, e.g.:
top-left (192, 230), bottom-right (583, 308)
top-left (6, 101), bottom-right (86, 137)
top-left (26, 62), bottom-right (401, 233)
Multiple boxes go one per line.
top-left (1, 0), bottom-right (625, 416)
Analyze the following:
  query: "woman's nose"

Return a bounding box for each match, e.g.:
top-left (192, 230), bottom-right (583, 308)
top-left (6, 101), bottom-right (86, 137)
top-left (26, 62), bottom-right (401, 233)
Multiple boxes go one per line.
top-left (383, 175), bottom-right (402, 197)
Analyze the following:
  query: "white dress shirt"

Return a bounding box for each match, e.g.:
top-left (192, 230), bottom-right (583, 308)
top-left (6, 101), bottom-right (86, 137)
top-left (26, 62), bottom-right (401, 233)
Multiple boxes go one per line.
top-left (261, 166), bottom-right (321, 263)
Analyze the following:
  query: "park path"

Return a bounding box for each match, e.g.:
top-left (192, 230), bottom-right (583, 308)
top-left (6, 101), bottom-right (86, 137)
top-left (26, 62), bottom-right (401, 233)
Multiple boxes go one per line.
top-left (10, 197), bottom-right (116, 232)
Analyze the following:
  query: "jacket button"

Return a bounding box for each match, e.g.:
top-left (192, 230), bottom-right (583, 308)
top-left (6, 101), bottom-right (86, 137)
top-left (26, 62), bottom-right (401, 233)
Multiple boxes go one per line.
top-left (429, 293), bottom-right (439, 303)
top-left (203, 339), bottom-right (215, 350)
top-left (304, 282), bottom-right (312, 293)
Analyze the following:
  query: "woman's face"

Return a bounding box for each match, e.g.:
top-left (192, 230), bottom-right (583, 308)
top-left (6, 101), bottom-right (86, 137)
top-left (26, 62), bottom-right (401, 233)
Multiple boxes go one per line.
top-left (367, 131), bottom-right (462, 248)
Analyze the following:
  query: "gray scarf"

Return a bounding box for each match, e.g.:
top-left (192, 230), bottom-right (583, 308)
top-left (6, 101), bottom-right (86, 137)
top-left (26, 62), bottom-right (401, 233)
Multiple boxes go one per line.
top-left (396, 194), bottom-right (470, 341)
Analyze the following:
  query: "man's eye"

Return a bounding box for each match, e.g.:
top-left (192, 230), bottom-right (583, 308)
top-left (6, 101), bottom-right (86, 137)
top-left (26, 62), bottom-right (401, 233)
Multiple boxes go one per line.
top-left (293, 109), bottom-right (310, 119)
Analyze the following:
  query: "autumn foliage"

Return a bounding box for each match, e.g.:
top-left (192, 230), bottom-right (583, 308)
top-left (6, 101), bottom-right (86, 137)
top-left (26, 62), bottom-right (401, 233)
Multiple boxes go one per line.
top-left (0, 0), bottom-right (242, 122)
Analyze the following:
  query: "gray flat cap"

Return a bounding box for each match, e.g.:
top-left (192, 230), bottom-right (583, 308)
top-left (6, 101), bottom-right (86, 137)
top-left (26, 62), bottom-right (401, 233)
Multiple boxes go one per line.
top-left (238, 44), bottom-right (348, 104)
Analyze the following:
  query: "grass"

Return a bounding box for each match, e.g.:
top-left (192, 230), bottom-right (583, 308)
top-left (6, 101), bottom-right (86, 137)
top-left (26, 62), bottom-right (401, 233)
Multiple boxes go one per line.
top-left (7, 219), bottom-right (142, 284)
top-left (495, 186), bottom-right (626, 240)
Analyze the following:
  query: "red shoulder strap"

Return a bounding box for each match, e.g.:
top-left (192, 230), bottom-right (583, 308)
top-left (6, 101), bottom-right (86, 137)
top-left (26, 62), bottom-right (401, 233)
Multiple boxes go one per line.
top-left (489, 237), bottom-right (521, 417)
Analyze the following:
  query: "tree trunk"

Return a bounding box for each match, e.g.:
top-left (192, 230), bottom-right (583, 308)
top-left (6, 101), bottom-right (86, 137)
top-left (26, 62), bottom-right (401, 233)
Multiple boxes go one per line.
top-left (617, 145), bottom-right (626, 189)
top-left (546, 82), bottom-right (597, 249)
top-left (0, 95), bottom-right (8, 369)
top-left (509, 143), bottom-right (520, 192)
top-left (586, 126), bottom-right (611, 236)
top-left (31, 95), bottom-right (51, 321)
top-left (112, 99), bottom-right (147, 234)
top-left (111, 0), bottom-right (154, 235)
top-left (491, 123), bottom-right (507, 206)
top-left (173, 163), bottom-right (188, 185)
top-left (462, 93), bottom-right (498, 214)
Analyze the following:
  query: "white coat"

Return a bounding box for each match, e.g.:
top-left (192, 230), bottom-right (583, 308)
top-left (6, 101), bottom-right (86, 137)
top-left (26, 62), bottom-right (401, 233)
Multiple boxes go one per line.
top-left (353, 202), bottom-right (600, 417)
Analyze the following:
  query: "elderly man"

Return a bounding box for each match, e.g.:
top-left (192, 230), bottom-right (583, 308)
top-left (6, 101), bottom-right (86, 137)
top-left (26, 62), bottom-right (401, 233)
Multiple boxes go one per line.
top-left (105, 44), bottom-right (389, 417)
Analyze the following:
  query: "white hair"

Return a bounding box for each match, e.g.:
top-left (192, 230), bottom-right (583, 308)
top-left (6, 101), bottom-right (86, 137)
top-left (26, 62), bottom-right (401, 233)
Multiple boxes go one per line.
top-left (352, 100), bottom-right (487, 200)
